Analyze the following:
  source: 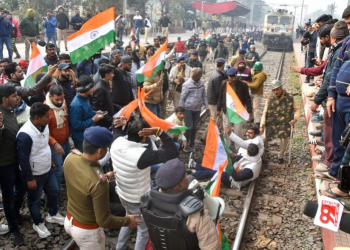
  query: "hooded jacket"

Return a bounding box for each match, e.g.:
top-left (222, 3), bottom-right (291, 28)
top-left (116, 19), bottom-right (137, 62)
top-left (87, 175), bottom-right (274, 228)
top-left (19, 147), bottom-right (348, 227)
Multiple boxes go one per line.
top-left (207, 69), bottom-right (227, 105)
top-left (248, 71), bottom-right (267, 95)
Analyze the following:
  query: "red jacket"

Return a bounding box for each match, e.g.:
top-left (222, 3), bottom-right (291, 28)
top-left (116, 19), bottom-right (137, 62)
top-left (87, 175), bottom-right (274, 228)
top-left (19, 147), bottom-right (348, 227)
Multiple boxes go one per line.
top-left (44, 101), bottom-right (70, 146)
top-left (300, 59), bottom-right (328, 76)
top-left (174, 41), bottom-right (186, 53)
top-left (11, 18), bottom-right (21, 38)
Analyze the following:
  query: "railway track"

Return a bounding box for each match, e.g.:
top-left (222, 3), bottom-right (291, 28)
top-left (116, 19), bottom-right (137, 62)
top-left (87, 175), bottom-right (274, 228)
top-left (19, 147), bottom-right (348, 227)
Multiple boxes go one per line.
top-left (228, 49), bottom-right (287, 250)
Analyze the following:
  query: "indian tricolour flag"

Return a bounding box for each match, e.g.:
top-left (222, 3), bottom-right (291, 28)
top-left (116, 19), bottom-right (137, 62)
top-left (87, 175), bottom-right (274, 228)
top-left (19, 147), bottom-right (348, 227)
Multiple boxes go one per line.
top-left (204, 31), bottom-right (211, 42)
top-left (202, 118), bottom-right (233, 175)
top-left (67, 7), bottom-right (115, 64)
top-left (205, 160), bottom-right (230, 250)
top-left (136, 40), bottom-right (168, 82)
top-left (138, 88), bottom-right (188, 135)
top-left (226, 81), bottom-right (249, 124)
top-left (130, 28), bottom-right (135, 40)
top-left (23, 42), bottom-right (48, 87)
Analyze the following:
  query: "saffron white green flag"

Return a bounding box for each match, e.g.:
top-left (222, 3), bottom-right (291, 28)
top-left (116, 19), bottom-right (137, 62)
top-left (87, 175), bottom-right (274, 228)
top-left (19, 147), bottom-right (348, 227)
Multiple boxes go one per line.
top-left (23, 42), bottom-right (48, 87)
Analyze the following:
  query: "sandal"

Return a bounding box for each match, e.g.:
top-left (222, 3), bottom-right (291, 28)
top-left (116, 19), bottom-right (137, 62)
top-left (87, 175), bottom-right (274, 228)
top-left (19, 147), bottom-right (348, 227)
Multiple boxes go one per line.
top-left (307, 138), bottom-right (324, 146)
top-left (312, 172), bottom-right (337, 181)
top-left (319, 184), bottom-right (350, 199)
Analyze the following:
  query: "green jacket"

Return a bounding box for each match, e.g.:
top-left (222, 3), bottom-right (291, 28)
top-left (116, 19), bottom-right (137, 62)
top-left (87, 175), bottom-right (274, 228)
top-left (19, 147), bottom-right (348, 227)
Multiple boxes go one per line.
top-left (0, 105), bottom-right (19, 167)
top-left (19, 17), bottom-right (39, 37)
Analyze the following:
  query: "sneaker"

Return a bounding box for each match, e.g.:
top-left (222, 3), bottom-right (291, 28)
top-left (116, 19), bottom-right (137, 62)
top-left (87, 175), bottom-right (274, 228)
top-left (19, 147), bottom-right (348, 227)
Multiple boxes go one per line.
top-left (10, 230), bottom-right (25, 245)
top-left (0, 224), bottom-right (9, 235)
top-left (315, 163), bottom-right (329, 172)
top-left (311, 115), bottom-right (324, 123)
top-left (309, 130), bottom-right (322, 136)
top-left (33, 223), bottom-right (51, 238)
top-left (277, 158), bottom-right (284, 164)
top-left (46, 212), bottom-right (65, 225)
top-left (312, 155), bottom-right (322, 163)
top-left (183, 146), bottom-right (193, 153)
top-left (14, 55), bottom-right (20, 59)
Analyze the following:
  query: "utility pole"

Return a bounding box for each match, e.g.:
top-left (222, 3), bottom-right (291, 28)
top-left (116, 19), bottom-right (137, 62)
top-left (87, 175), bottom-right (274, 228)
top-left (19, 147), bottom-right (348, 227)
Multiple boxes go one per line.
top-left (300, 0), bottom-right (304, 26)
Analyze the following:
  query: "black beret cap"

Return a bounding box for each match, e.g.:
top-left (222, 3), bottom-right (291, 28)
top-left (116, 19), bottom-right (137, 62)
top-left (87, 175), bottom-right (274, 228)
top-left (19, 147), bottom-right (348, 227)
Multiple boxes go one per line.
top-left (155, 159), bottom-right (186, 189)
top-left (84, 126), bottom-right (113, 148)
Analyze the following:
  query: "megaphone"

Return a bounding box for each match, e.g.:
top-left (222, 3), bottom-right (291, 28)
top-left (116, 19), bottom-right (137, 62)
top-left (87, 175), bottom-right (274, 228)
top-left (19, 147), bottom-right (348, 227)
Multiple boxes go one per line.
top-left (189, 179), bottom-right (226, 220)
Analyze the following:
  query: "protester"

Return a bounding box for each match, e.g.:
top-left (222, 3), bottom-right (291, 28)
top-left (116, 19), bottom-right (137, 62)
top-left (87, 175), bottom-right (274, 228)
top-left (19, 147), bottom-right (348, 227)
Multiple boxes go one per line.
top-left (71, 9), bottom-right (83, 31)
top-left (133, 11), bottom-right (143, 41)
top-left (217, 68), bottom-right (252, 142)
top-left (17, 102), bottom-right (65, 238)
top-left (140, 158), bottom-right (221, 250)
top-left (0, 84), bottom-right (26, 245)
top-left (169, 56), bottom-right (191, 110)
top-left (236, 60), bottom-right (252, 83)
top-left (14, 94), bottom-right (31, 128)
top-left (42, 10), bottom-right (57, 53)
top-left (18, 60), bottom-right (28, 75)
top-left (56, 6), bottom-right (69, 51)
top-left (53, 63), bottom-right (75, 108)
top-left (92, 64), bottom-right (115, 128)
top-left (111, 119), bottom-right (179, 250)
top-left (19, 9), bottom-right (39, 62)
top-left (248, 62), bottom-right (267, 125)
top-left (115, 13), bottom-right (126, 42)
top-left (8, 12), bottom-right (21, 59)
top-left (143, 70), bottom-right (163, 117)
top-left (44, 85), bottom-right (70, 204)
top-left (301, 24), bottom-right (318, 84)
top-left (69, 76), bottom-right (104, 151)
top-left (124, 45), bottom-right (132, 57)
top-left (159, 13), bottom-right (172, 38)
top-left (5, 62), bottom-right (55, 99)
top-left (180, 68), bottom-right (208, 152)
top-left (64, 126), bottom-right (139, 249)
top-left (166, 106), bottom-right (187, 150)
top-left (0, 58), bottom-right (10, 84)
top-left (260, 80), bottom-right (300, 164)
top-left (131, 39), bottom-right (146, 56)
top-left (44, 43), bottom-right (58, 66)
top-left (214, 40), bottom-right (229, 59)
top-left (185, 50), bottom-right (202, 69)
top-left (84, 9), bottom-right (93, 23)
top-left (0, 10), bottom-right (13, 61)
top-left (52, 54), bottom-right (77, 86)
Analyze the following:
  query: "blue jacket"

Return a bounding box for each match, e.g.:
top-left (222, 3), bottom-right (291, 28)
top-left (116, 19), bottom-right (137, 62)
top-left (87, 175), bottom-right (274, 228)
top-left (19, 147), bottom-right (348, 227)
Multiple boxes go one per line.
top-left (69, 94), bottom-right (96, 143)
top-left (71, 14), bottom-right (84, 31)
top-left (0, 16), bottom-right (12, 37)
top-left (328, 35), bottom-right (350, 98)
top-left (42, 16), bottom-right (57, 34)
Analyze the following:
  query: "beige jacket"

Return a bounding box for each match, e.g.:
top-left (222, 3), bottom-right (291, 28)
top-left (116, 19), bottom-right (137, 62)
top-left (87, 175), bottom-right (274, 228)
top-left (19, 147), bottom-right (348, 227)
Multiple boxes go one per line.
top-left (187, 207), bottom-right (221, 250)
top-left (144, 74), bottom-right (163, 104)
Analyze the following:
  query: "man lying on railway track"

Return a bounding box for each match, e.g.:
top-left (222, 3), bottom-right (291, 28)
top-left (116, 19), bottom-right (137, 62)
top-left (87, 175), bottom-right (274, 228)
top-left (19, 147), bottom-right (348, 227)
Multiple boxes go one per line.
top-left (259, 80), bottom-right (300, 164)
top-left (194, 143), bottom-right (262, 190)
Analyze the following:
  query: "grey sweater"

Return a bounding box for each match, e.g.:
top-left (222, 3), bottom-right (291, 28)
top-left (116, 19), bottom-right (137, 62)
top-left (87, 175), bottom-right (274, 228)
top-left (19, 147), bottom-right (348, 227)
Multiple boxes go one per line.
top-left (179, 78), bottom-right (208, 111)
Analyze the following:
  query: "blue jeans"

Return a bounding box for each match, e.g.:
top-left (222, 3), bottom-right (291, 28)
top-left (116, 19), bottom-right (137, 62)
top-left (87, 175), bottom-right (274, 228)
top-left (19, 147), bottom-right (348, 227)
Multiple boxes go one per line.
top-left (0, 36), bottom-right (12, 61)
top-left (184, 110), bottom-right (201, 147)
top-left (329, 96), bottom-right (350, 178)
top-left (135, 27), bottom-right (140, 41)
top-left (50, 141), bottom-right (70, 204)
top-left (151, 163), bottom-right (163, 179)
top-left (0, 163), bottom-right (26, 232)
top-left (26, 168), bottom-right (59, 225)
top-left (45, 33), bottom-right (57, 51)
top-left (145, 103), bottom-right (161, 118)
top-left (195, 163), bottom-right (231, 187)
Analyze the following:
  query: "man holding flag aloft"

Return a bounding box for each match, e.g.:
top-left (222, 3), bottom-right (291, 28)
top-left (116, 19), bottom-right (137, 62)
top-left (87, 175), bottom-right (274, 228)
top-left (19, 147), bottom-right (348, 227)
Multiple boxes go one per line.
top-left (260, 80), bottom-right (300, 164)
top-left (217, 67), bottom-right (252, 144)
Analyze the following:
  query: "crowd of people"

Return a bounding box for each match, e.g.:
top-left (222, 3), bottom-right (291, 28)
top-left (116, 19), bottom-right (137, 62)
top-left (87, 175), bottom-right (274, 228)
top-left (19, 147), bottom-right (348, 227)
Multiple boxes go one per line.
top-left (0, 5), bottom-right (326, 250)
top-left (291, 6), bottom-right (350, 200)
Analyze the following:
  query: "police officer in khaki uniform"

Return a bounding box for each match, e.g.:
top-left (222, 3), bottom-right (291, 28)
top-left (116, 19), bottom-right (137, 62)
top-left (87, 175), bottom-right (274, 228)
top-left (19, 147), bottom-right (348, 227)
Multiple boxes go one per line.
top-left (63, 126), bottom-right (140, 249)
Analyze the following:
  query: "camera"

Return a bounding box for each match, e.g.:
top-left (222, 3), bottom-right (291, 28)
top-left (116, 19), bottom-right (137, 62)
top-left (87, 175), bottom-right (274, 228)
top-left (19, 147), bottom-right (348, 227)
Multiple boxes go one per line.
top-left (340, 165), bottom-right (350, 190)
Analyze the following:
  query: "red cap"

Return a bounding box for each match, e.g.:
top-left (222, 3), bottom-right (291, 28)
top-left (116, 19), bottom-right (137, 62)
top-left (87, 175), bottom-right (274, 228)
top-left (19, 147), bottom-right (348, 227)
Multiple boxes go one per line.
top-left (237, 60), bottom-right (246, 65)
top-left (18, 60), bottom-right (28, 68)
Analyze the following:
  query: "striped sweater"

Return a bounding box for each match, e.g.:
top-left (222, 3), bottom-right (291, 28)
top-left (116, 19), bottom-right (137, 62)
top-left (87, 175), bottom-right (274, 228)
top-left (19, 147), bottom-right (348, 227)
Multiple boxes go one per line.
top-left (328, 35), bottom-right (350, 97)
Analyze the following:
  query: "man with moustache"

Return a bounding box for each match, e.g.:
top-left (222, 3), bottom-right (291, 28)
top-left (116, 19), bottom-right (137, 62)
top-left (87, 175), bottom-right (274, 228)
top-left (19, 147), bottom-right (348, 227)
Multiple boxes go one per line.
top-left (53, 63), bottom-right (76, 108)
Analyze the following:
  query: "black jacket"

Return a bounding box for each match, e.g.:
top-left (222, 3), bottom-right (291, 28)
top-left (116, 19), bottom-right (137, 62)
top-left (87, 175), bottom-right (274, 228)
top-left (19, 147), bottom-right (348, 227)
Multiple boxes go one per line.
top-left (44, 55), bottom-right (58, 66)
top-left (217, 79), bottom-right (252, 114)
top-left (111, 69), bottom-right (134, 109)
top-left (53, 77), bottom-right (76, 108)
top-left (56, 13), bottom-right (69, 29)
top-left (93, 79), bottom-right (114, 129)
top-left (185, 58), bottom-right (202, 69)
top-left (159, 16), bottom-right (171, 28)
top-left (207, 69), bottom-right (227, 105)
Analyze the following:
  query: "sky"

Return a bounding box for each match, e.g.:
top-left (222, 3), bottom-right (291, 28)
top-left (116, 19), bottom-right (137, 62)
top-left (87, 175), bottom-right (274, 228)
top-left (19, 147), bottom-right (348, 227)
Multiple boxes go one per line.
top-left (264, 0), bottom-right (348, 23)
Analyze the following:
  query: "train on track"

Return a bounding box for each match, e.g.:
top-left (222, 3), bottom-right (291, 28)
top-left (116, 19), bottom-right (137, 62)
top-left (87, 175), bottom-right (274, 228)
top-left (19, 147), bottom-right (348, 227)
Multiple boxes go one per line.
top-left (262, 9), bottom-right (294, 51)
